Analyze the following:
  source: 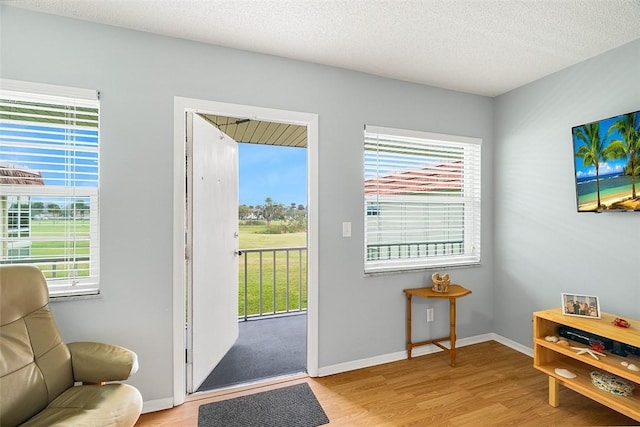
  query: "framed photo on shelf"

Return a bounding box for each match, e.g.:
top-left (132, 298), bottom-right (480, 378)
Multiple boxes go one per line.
top-left (561, 293), bottom-right (601, 318)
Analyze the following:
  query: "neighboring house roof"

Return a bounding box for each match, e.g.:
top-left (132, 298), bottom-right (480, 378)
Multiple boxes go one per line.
top-left (0, 166), bottom-right (45, 185)
top-left (365, 162), bottom-right (462, 195)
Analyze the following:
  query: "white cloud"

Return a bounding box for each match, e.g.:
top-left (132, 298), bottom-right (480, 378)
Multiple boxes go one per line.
top-left (599, 162), bottom-right (624, 175)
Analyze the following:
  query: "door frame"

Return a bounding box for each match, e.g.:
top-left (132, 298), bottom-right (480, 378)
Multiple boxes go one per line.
top-left (172, 97), bottom-right (319, 405)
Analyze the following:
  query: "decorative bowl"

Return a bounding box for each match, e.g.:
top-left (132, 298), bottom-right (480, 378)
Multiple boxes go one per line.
top-left (590, 371), bottom-right (635, 396)
top-left (431, 272), bottom-right (450, 293)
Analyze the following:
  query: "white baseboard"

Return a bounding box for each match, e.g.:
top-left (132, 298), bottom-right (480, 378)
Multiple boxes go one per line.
top-left (318, 350), bottom-right (407, 377)
top-left (317, 333), bottom-right (532, 377)
top-left (491, 333), bottom-right (534, 357)
top-left (142, 397), bottom-right (174, 414)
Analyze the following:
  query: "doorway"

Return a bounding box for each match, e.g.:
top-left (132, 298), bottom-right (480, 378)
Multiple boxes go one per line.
top-left (189, 114), bottom-right (309, 393)
top-left (172, 97), bottom-right (319, 406)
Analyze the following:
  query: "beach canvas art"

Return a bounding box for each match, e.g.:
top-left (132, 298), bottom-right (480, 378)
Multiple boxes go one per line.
top-left (572, 110), bottom-right (640, 212)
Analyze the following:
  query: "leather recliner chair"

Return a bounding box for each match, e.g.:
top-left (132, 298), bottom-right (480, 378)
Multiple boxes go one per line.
top-left (0, 265), bottom-right (143, 426)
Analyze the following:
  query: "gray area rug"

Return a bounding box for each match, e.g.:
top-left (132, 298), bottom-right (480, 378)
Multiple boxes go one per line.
top-left (198, 383), bottom-right (329, 427)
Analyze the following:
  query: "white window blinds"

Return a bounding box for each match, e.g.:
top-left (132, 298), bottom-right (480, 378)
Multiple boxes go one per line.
top-left (364, 125), bottom-right (481, 273)
top-left (0, 79), bottom-right (100, 297)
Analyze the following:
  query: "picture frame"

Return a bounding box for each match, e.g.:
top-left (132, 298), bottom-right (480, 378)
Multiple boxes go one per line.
top-left (561, 293), bottom-right (601, 319)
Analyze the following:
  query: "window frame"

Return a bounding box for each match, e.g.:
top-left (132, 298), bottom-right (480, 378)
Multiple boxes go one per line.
top-left (364, 125), bottom-right (481, 274)
top-left (0, 79), bottom-right (100, 298)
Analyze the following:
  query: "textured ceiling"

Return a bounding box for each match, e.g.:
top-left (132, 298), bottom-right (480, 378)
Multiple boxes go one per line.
top-left (4, 0), bottom-right (640, 97)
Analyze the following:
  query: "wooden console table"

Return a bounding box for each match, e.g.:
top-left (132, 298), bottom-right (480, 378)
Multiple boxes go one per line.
top-left (533, 309), bottom-right (640, 421)
top-left (403, 284), bottom-right (471, 367)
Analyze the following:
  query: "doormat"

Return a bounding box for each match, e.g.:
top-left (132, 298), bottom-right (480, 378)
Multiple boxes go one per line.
top-left (198, 383), bottom-right (329, 427)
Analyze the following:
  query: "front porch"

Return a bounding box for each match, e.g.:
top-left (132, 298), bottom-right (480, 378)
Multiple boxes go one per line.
top-left (195, 246), bottom-right (308, 392)
top-left (197, 313), bottom-right (307, 392)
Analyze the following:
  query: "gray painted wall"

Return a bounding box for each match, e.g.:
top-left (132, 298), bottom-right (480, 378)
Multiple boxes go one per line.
top-left (493, 39), bottom-right (640, 346)
top-left (1, 6), bottom-right (494, 404)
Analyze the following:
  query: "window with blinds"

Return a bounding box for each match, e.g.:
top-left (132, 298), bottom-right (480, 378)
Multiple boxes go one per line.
top-left (0, 79), bottom-right (100, 297)
top-left (364, 125), bottom-right (481, 273)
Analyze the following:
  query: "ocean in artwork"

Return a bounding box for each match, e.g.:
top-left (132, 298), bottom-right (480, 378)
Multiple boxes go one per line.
top-left (576, 173), bottom-right (638, 209)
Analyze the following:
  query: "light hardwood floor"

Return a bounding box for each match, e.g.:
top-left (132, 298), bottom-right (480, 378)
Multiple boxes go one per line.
top-left (136, 341), bottom-right (639, 426)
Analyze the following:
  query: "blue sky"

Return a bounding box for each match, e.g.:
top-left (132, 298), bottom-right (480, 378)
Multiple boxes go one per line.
top-left (573, 115), bottom-right (629, 179)
top-left (0, 123), bottom-right (98, 187)
top-left (238, 143), bottom-right (307, 207)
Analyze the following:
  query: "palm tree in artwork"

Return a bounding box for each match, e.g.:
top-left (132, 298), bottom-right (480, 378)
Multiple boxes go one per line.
top-left (574, 122), bottom-right (608, 209)
top-left (606, 112), bottom-right (640, 199)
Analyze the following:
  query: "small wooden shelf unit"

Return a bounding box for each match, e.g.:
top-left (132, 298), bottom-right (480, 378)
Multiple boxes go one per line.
top-left (533, 309), bottom-right (640, 422)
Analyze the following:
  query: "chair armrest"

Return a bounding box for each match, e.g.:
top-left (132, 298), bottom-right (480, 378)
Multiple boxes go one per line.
top-left (67, 342), bottom-right (139, 383)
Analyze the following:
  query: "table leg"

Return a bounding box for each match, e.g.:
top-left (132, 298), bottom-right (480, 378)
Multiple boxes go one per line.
top-left (406, 294), bottom-right (412, 359)
top-left (449, 297), bottom-right (456, 367)
top-left (549, 376), bottom-right (560, 407)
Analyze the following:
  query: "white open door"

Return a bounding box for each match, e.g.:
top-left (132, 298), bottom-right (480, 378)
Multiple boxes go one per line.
top-left (186, 112), bottom-right (239, 392)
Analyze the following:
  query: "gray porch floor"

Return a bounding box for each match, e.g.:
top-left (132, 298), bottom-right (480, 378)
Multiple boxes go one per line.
top-left (197, 313), bottom-right (307, 392)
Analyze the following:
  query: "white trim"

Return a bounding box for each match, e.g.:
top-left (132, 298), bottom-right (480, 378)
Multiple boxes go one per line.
top-left (317, 333), bottom-right (531, 377)
top-left (0, 78), bottom-right (99, 102)
top-left (173, 97), bottom-right (319, 407)
top-left (141, 397), bottom-right (174, 414)
top-left (365, 124), bottom-right (482, 146)
top-left (305, 114), bottom-right (319, 377)
top-left (185, 372), bottom-right (308, 402)
top-left (492, 333), bottom-right (534, 357)
top-left (172, 100), bottom-right (186, 406)
top-left (0, 186), bottom-right (98, 197)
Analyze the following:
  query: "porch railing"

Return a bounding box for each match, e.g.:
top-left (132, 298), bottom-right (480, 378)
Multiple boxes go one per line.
top-left (238, 246), bottom-right (307, 321)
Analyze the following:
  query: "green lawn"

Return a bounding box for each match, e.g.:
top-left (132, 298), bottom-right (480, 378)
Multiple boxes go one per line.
top-left (26, 219), bottom-right (91, 278)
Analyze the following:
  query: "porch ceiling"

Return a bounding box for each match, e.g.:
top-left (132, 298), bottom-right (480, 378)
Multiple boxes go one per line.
top-left (202, 114), bottom-right (306, 148)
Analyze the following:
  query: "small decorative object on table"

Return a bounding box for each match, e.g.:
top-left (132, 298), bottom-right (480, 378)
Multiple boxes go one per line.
top-left (555, 368), bottom-right (576, 379)
top-left (431, 273), bottom-right (450, 293)
top-left (590, 340), bottom-right (605, 353)
top-left (621, 361), bottom-right (640, 372)
top-left (590, 371), bottom-right (635, 396)
top-left (571, 346), bottom-right (605, 360)
top-left (561, 293), bottom-right (601, 318)
top-left (613, 317), bottom-right (631, 328)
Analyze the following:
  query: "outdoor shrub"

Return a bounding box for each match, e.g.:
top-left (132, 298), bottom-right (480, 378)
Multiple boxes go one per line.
top-left (241, 220), bottom-right (266, 226)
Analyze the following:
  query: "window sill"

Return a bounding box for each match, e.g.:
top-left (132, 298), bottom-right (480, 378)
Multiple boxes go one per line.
top-left (364, 262), bottom-right (481, 277)
top-left (49, 292), bottom-right (102, 302)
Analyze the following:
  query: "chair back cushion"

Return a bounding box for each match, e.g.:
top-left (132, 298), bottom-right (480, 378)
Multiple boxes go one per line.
top-left (0, 265), bottom-right (73, 426)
